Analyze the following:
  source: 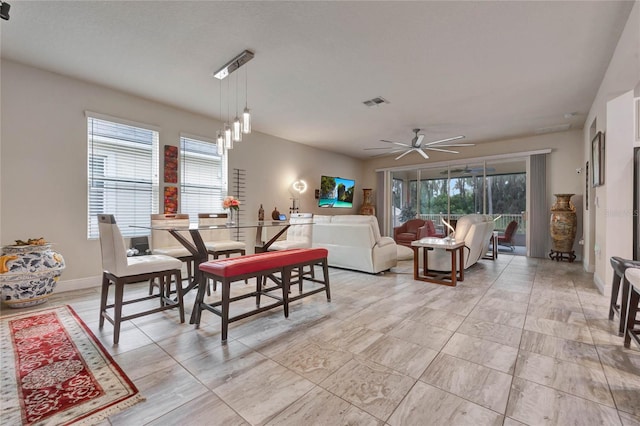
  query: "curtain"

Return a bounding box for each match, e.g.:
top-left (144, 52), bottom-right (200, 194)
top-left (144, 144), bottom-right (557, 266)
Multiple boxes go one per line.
top-left (529, 153), bottom-right (548, 258)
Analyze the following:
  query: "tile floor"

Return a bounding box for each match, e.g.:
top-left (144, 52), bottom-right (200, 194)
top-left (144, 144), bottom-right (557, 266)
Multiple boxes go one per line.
top-left (3, 255), bottom-right (640, 425)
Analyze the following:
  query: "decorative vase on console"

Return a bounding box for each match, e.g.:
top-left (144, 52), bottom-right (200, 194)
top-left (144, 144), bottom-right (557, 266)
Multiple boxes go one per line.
top-left (549, 193), bottom-right (577, 262)
top-left (360, 188), bottom-right (375, 216)
top-left (0, 241), bottom-right (66, 308)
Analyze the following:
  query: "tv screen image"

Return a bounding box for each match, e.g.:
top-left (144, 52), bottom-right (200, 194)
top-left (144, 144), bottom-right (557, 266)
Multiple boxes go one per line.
top-left (318, 176), bottom-right (355, 208)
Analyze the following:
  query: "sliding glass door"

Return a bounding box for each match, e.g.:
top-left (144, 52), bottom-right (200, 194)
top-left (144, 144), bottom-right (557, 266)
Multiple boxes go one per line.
top-left (389, 159), bottom-right (527, 254)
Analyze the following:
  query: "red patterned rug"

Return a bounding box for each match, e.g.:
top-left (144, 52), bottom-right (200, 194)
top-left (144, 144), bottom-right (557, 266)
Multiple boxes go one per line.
top-left (0, 305), bottom-right (143, 425)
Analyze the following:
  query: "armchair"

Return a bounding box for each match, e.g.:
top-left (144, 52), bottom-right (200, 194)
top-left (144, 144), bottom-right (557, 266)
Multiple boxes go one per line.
top-left (497, 220), bottom-right (519, 251)
top-left (394, 219), bottom-right (427, 246)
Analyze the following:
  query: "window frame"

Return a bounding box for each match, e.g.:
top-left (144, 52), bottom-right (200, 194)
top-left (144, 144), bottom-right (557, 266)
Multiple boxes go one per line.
top-left (86, 112), bottom-right (160, 240)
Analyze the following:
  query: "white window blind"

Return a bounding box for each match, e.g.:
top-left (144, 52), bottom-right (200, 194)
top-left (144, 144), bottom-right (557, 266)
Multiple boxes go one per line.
top-left (180, 135), bottom-right (226, 223)
top-left (87, 116), bottom-right (159, 239)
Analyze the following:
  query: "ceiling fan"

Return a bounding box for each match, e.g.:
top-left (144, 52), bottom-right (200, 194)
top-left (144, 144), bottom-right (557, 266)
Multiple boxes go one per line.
top-left (365, 128), bottom-right (474, 160)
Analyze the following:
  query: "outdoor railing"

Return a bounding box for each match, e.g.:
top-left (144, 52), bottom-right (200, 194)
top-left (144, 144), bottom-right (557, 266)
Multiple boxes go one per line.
top-left (411, 213), bottom-right (526, 234)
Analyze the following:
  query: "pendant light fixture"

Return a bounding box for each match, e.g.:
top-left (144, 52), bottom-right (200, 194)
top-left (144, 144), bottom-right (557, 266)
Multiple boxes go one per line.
top-left (233, 72), bottom-right (242, 142)
top-left (224, 77), bottom-right (232, 149)
top-left (243, 63), bottom-right (251, 134)
top-left (216, 79), bottom-right (224, 156)
top-left (213, 49), bottom-right (254, 150)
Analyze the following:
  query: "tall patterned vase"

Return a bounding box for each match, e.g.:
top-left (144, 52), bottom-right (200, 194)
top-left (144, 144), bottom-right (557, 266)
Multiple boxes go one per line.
top-left (549, 193), bottom-right (577, 262)
top-left (360, 188), bottom-right (375, 216)
top-left (0, 244), bottom-right (66, 308)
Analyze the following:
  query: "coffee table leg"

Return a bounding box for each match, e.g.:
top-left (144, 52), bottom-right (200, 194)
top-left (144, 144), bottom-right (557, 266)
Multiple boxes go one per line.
top-left (413, 247), bottom-right (419, 280)
top-left (450, 249), bottom-right (457, 286)
top-left (459, 246), bottom-right (464, 282)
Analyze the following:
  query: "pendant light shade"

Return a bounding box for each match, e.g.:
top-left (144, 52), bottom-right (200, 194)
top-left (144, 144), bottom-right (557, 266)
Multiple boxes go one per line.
top-left (243, 107), bottom-right (251, 134)
top-left (216, 131), bottom-right (224, 156)
top-left (224, 124), bottom-right (232, 149)
top-left (233, 116), bottom-right (242, 142)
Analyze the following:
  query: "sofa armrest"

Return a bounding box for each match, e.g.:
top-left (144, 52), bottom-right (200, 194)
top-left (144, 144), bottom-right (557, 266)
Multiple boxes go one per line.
top-left (377, 236), bottom-right (396, 248)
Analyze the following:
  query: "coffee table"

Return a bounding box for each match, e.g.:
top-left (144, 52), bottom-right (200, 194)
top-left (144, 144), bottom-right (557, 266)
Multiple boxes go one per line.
top-left (411, 237), bottom-right (465, 286)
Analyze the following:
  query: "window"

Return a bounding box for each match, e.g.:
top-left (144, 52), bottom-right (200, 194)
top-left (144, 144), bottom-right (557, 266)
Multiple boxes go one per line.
top-left (180, 135), bottom-right (226, 223)
top-left (87, 115), bottom-right (159, 239)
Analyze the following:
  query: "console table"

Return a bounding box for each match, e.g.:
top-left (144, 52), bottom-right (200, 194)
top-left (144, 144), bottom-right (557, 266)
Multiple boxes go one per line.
top-left (411, 237), bottom-right (465, 286)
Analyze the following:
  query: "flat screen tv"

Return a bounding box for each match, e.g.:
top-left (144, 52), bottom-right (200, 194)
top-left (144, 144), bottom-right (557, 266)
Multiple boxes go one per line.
top-left (318, 175), bottom-right (355, 208)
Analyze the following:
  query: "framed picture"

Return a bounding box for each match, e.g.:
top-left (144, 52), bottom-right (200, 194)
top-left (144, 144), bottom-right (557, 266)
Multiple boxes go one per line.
top-left (164, 145), bottom-right (178, 183)
top-left (591, 131), bottom-right (604, 187)
top-left (585, 161), bottom-right (589, 210)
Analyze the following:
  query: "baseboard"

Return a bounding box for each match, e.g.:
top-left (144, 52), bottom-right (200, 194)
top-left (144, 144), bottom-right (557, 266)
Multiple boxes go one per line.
top-left (56, 275), bottom-right (102, 293)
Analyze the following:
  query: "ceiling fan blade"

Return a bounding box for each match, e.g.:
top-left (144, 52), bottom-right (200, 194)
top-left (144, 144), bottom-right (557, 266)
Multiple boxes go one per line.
top-left (423, 135), bottom-right (465, 146)
top-left (433, 143), bottom-right (475, 147)
top-left (394, 150), bottom-right (413, 160)
top-left (440, 168), bottom-right (465, 175)
top-left (416, 148), bottom-right (430, 160)
top-left (414, 134), bottom-right (425, 147)
top-left (424, 147), bottom-right (460, 154)
top-left (380, 140), bottom-right (411, 147)
top-left (363, 147), bottom-right (392, 151)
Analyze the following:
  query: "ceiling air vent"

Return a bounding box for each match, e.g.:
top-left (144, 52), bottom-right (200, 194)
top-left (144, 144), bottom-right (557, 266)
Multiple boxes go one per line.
top-left (363, 97), bottom-right (390, 107)
top-left (534, 123), bottom-right (571, 134)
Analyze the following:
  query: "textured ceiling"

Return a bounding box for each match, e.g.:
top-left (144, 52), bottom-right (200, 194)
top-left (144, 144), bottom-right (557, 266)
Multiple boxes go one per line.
top-left (0, 1), bottom-right (634, 159)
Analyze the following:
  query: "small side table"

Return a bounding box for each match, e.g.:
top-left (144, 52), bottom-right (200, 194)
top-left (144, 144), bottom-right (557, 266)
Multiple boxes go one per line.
top-left (411, 238), bottom-right (465, 286)
top-left (624, 268), bottom-right (640, 349)
top-left (483, 231), bottom-right (499, 260)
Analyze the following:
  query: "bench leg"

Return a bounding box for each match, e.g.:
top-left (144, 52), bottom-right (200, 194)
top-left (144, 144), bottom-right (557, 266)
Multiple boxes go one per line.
top-left (221, 278), bottom-right (230, 342)
top-left (256, 275), bottom-right (262, 307)
top-left (282, 267), bottom-right (290, 318)
top-left (322, 259), bottom-right (331, 302)
top-left (298, 266), bottom-right (304, 293)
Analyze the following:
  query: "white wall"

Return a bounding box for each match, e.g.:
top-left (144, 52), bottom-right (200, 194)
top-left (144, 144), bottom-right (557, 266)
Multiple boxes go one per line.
top-left (583, 2), bottom-right (640, 290)
top-left (0, 60), bottom-right (363, 291)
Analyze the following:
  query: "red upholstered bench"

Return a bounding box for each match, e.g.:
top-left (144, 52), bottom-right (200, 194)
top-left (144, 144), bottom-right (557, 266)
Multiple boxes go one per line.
top-left (193, 248), bottom-right (330, 341)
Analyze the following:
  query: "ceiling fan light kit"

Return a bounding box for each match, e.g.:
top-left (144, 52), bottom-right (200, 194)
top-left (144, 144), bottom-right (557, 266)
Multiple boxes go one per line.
top-left (367, 128), bottom-right (473, 160)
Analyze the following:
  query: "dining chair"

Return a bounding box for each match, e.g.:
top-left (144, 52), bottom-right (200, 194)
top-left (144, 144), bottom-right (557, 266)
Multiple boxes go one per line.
top-left (268, 212), bottom-right (315, 287)
top-left (149, 214), bottom-right (194, 295)
top-left (198, 213), bottom-right (247, 258)
top-left (97, 214), bottom-right (184, 344)
top-left (198, 213), bottom-right (247, 292)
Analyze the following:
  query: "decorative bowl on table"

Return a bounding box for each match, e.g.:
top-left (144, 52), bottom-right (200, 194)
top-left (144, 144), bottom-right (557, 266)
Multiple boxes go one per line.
top-left (0, 242), bottom-right (65, 308)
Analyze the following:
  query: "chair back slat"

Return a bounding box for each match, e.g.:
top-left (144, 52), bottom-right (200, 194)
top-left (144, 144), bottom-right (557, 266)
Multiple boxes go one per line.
top-left (198, 213), bottom-right (232, 242)
top-left (150, 214), bottom-right (192, 251)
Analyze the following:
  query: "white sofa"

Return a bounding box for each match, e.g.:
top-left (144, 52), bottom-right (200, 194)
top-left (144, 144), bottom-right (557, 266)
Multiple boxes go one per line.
top-left (425, 214), bottom-right (495, 271)
top-left (312, 215), bottom-right (398, 273)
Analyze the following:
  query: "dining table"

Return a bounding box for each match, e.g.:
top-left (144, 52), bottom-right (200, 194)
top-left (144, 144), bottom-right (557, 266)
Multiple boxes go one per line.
top-left (133, 220), bottom-right (299, 295)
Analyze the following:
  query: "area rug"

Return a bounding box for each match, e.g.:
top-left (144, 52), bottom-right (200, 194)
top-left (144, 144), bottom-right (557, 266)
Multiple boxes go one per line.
top-left (0, 305), bottom-right (144, 425)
